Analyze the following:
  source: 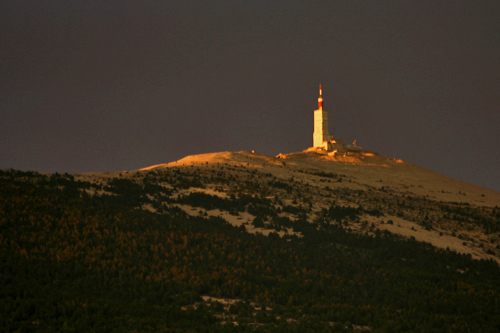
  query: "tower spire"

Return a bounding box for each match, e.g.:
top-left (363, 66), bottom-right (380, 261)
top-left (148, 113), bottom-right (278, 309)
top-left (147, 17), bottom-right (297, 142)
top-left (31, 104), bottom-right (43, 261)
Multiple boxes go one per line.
top-left (318, 84), bottom-right (323, 110)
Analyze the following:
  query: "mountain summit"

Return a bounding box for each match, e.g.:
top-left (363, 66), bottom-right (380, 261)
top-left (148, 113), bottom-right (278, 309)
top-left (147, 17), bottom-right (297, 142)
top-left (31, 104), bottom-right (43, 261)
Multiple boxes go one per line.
top-left (109, 149), bottom-right (500, 263)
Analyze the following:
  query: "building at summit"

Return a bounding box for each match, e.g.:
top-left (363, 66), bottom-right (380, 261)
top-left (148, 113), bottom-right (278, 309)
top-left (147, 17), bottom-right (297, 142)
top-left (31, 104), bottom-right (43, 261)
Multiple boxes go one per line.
top-left (312, 85), bottom-right (344, 151)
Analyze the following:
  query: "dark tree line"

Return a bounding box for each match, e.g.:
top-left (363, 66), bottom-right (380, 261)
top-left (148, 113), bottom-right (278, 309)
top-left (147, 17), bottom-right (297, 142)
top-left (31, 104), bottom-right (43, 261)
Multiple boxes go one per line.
top-left (1, 169), bottom-right (500, 331)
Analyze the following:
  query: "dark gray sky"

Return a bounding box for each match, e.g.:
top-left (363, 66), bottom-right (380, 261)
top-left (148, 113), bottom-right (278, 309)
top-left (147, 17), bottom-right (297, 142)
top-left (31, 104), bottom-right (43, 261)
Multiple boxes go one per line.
top-left (1, 1), bottom-right (500, 192)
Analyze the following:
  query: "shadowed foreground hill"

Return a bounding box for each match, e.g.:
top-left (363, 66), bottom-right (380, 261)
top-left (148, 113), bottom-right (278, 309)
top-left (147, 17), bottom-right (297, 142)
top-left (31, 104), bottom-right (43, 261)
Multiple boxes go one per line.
top-left (1, 151), bottom-right (500, 331)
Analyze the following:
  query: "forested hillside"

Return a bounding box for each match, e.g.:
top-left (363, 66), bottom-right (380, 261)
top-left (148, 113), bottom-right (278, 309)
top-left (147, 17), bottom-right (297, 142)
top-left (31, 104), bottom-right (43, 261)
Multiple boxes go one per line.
top-left (1, 167), bottom-right (500, 331)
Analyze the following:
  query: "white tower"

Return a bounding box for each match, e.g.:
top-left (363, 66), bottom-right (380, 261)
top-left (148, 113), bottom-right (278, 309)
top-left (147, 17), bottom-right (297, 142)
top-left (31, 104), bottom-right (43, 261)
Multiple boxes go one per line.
top-left (313, 85), bottom-right (333, 149)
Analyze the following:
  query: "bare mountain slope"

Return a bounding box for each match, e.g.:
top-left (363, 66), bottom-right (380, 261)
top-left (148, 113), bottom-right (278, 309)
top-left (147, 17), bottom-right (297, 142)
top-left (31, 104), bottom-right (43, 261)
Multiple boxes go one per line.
top-left (79, 150), bottom-right (500, 263)
top-left (141, 150), bottom-right (500, 207)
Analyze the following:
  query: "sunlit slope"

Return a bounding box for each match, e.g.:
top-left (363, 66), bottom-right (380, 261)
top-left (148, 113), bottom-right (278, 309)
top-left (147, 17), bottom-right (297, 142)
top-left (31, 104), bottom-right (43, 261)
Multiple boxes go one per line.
top-left (142, 150), bottom-right (500, 207)
top-left (78, 150), bottom-right (500, 263)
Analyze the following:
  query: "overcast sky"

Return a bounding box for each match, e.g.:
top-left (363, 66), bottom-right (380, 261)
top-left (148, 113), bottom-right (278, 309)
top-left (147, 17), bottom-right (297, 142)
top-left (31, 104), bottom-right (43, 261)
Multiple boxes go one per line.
top-left (1, 1), bottom-right (500, 192)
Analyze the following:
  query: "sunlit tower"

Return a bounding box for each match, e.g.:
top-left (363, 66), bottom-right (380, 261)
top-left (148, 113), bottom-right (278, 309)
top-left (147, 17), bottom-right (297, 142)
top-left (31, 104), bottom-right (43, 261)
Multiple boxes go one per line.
top-left (313, 85), bottom-right (333, 149)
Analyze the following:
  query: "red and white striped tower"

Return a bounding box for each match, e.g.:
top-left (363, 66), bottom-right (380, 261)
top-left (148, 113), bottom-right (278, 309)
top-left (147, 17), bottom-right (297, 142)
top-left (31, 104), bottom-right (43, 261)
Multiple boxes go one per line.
top-left (318, 84), bottom-right (323, 110)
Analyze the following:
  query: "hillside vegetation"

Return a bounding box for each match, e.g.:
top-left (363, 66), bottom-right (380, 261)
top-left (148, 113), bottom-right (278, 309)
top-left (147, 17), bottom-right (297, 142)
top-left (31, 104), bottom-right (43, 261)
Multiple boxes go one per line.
top-left (1, 151), bottom-right (500, 331)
